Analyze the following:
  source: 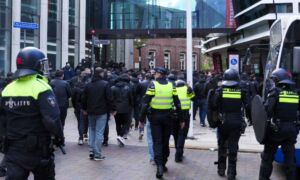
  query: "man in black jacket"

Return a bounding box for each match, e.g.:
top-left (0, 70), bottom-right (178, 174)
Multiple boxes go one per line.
top-left (111, 74), bottom-right (134, 147)
top-left (130, 73), bottom-right (140, 130)
top-left (50, 70), bottom-right (72, 129)
top-left (71, 71), bottom-right (89, 145)
top-left (194, 74), bottom-right (208, 126)
top-left (81, 68), bottom-right (114, 160)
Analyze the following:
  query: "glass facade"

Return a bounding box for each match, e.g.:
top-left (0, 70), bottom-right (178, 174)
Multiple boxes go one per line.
top-left (47, 0), bottom-right (62, 70)
top-left (87, 0), bottom-right (231, 31)
top-left (68, 0), bottom-right (79, 67)
top-left (20, 0), bottom-right (40, 48)
top-left (233, 0), bottom-right (260, 14)
top-left (0, 0), bottom-right (11, 75)
top-left (236, 3), bottom-right (293, 26)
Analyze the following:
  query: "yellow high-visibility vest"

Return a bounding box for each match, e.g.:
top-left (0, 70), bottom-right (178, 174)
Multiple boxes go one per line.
top-left (222, 88), bottom-right (241, 99)
top-left (176, 86), bottom-right (194, 110)
top-left (148, 81), bottom-right (173, 109)
top-left (279, 91), bottom-right (299, 104)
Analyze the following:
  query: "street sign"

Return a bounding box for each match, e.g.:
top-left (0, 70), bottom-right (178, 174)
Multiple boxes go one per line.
top-left (229, 54), bottom-right (239, 72)
top-left (13, 21), bottom-right (39, 29)
top-left (98, 40), bottom-right (110, 45)
top-left (93, 37), bottom-right (110, 45)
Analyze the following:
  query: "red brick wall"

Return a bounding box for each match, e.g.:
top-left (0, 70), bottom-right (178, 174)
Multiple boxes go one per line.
top-left (134, 38), bottom-right (201, 71)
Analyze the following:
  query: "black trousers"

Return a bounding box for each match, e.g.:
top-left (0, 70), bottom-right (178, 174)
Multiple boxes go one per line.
top-left (6, 141), bottom-right (55, 180)
top-left (172, 110), bottom-right (190, 158)
top-left (133, 104), bottom-right (140, 128)
top-left (59, 106), bottom-right (68, 128)
top-left (115, 113), bottom-right (130, 137)
top-left (259, 140), bottom-right (296, 180)
top-left (103, 113), bottom-right (110, 143)
top-left (217, 127), bottom-right (241, 176)
top-left (74, 109), bottom-right (83, 139)
top-left (149, 110), bottom-right (172, 166)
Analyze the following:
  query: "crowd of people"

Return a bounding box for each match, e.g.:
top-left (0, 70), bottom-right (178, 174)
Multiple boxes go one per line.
top-left (0, 47), bottom-right (299, 180)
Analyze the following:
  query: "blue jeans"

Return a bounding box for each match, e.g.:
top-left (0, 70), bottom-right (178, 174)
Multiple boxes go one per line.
top-left (199, 99), bottom-right (208, 125)
top-left (88, 114), bottom-right (107, 157)
top-left (146, 120), bottom-right (154, 161)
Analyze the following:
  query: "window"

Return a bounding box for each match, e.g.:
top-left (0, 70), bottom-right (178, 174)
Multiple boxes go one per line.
top-left (179, 53), bottom-right (186, 70)
top-left (233, 0), bottom-right (260, 14)
top-left (193, 54), bottom-right (197, 71)
top-left (164, 51), bottom-right (170, 69)
top-left (276, 4), bottom-right (293, 13)
top-left (147, 51), bottom-right (156, 69)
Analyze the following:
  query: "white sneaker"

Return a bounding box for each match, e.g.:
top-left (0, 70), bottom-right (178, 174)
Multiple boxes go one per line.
top-left (78, 139), bottom-right (83, 145)
top-left (117, 136), bottom-right (125, 147)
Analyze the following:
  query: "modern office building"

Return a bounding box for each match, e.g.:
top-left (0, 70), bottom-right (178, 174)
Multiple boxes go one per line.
top-left (202, 0), bottom-right (300, 74)
top-left (0, 0), bottom-right (86, 75)
top-left (86, 0), bottom-right (234, 70)
top-left (0, 0), bottom-right (235, 74)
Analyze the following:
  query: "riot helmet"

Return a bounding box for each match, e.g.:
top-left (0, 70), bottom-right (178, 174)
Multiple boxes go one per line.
top-left (270, 68), bottom-right (294, 85)
top-left (167, 73), bottom-right (177, 81)
top-left (175, 79), bottom-right (186, 87)
top-left (222, 68), bottom-right (240, 86)
top-left (14, 47), bottom-right (49, 78)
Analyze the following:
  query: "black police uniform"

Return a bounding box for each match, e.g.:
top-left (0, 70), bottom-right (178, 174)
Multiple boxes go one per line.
top-left (50, 76), bottom-right (72, 128)
top-left (139, 67), bottom-right (182, 179)
top-left (259, 68), bottom-right (299, 180)
top-left (210, 69), bottom-right (248, 180)
top-left (0, 47), bottom-right (63, 179)
top-left (172, 80), bottom-right (195, 162)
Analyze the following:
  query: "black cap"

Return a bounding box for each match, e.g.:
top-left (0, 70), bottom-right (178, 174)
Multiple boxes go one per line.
top-left (154, 67), bottom-right (167, 75)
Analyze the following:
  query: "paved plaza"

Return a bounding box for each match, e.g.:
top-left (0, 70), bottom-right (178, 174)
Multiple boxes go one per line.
top-left (0, 109), bottom-right (286, 179)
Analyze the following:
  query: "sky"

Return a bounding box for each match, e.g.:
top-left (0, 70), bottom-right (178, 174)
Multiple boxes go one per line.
top-left (149, 0), bottom-right (196, 11)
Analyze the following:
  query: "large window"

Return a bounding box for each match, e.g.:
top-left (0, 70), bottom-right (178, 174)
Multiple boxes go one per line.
top-left (164, 51), bottom-right (170, 69)
top-left (193, 54), bottom-right (197, 71)
top-left (20, 0), bottom-right (40, 48)
top-left (236, 4), bottom-right (269, 26)
top-left (276, 4), bottom-right (293, 13)
top-left (147, 50), bottom-right (156, 69)
top-left (68, 0), bottom-right (79, 67)
top-left (47, 0), bottom-right (62, 71)
top-left (0, 0), bottom-right (11, 75)
top-left (179, 53), bottom-right (185, 71)
top-left (106, 0), bottom-right (229, 30)
top-left (233, 0), bottom-right (260, 14)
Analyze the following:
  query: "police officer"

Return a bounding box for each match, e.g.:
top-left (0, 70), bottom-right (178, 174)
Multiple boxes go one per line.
top-left (209, 69), bottom-right (248, 180)
top-left (139, 67), bottom-right (182, 179)
top-left (0, 47), bottom-right (64, 179)
top-left (173, 79), bottom-right (195, 162)
top-left (259, 68), bottom-right (299, 180)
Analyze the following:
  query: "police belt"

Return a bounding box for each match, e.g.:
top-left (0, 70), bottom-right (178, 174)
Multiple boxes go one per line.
top-left (150, 108), bottom-right (172, 113)
top-left (274, 118), bottom-right (295, 123)
top-left (7, 135), bottom-right (50, 150)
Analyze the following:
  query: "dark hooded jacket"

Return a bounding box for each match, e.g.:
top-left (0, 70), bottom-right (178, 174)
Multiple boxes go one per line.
top-left (81, 76), bottom-right (113, 115)
top-left (111, 75), bottom-right (134, 113)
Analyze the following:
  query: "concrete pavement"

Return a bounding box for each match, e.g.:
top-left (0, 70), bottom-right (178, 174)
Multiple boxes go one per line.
top-left (0, 108), bottom-right (285, 180)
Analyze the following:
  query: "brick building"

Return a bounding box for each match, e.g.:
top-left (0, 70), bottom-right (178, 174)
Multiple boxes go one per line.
top-left (134, 39), bottom-right (201, 71)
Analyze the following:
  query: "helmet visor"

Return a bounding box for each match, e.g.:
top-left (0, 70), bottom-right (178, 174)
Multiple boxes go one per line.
top-left (40, 58), bottom-right (50, 76)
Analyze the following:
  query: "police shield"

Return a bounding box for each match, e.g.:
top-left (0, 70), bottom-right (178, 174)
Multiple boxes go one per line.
top-left (207, 89), bottom-right (220, 128)
top-left (251, 95), bottom-right (268, 144)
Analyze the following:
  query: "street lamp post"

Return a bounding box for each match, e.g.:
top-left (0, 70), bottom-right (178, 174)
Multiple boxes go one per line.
top-left (134, 39), bottom-right (146, 71)
top-left (186, 0), bottom-right (194, 138)
top-left (138, 47), bottom-right (142, 71)
top-left (90, 29), bottom-right (96, 71)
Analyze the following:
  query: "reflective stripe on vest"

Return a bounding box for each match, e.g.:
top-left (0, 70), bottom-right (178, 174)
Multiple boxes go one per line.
top-left (279, 91), bottom-right (299, 104)
top-left (176, 86), bottom-right (192, 110)
top-left (2, 74), bottom-right (51, 100)
top-left (150, 81), bottom-right (173, 109)
top-left (222, 88), bottom-right (241, 99)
